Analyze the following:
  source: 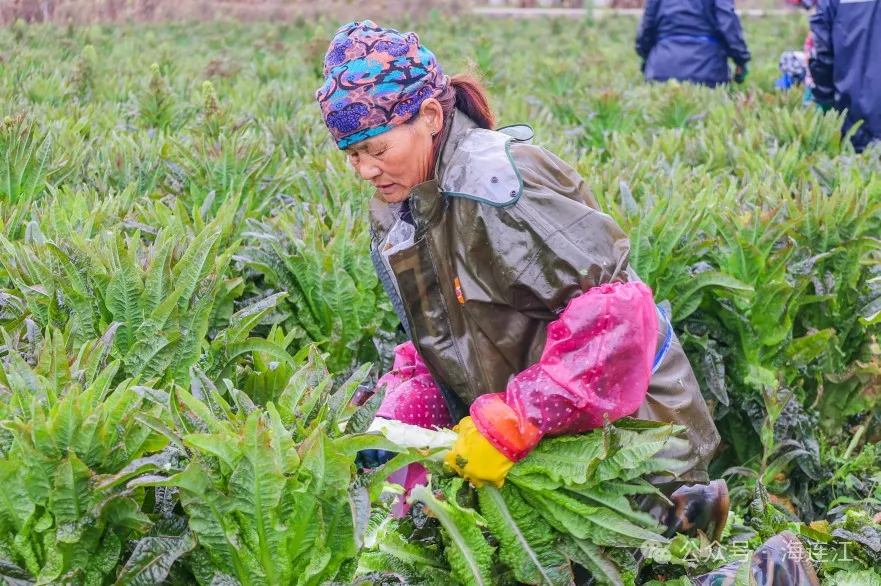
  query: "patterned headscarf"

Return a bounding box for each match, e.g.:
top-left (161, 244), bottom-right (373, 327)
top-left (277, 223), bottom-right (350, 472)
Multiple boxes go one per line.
top-left (315, 21), bottom-right (448, 149)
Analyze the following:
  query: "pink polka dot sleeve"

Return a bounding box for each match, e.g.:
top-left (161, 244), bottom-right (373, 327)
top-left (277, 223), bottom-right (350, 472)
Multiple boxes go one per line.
top-left (372, 341), bottom-right (452, 519)
top-left (375, 341), bottom-right (454, 430)
top-left (471, 281), bottom-right (659, 461)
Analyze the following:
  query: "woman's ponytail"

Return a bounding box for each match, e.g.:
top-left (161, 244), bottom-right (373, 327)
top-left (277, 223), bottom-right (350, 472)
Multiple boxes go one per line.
top-left (429, 73), bottom-right (496, 168)
top-left (432, 73), bottom-right (495, 131)
top-left (449, 74), bottom-right (495, 130)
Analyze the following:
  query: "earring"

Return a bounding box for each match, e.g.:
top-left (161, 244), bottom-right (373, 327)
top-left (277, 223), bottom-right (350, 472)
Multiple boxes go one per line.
top-left (431, 130), bottom-right (438, 137)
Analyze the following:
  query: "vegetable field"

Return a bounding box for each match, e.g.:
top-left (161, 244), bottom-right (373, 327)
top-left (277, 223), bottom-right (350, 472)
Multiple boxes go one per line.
top-left (1, 13), bottom-right (879, 586)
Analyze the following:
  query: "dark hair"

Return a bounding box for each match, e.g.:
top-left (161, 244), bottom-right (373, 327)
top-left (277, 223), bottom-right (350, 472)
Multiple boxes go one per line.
top-left (438, 74), bottom-right (495, 130)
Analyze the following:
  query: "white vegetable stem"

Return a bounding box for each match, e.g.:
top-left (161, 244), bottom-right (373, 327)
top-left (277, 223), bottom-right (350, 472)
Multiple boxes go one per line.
top-left (367, 418), bottom-right (457, 461)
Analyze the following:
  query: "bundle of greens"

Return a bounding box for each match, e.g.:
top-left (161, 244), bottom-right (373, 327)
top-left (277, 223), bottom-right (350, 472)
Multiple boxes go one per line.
top-left (356, 418), bottom-right (690, 586)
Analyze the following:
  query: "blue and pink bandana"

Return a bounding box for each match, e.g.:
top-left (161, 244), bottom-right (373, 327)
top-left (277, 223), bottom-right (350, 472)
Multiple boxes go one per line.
top-left (315, 20), bottom-right (447, 149)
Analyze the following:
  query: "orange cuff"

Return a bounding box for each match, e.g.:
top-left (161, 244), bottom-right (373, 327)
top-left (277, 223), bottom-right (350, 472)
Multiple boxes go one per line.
top-left (470, 393), bottom-right (541, 462)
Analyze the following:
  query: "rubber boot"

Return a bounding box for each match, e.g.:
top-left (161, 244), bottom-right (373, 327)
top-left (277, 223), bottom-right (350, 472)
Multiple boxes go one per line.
top-left (576, 481), bottom-right (732, 586)
top-left (692, 530), bottom-right (820, 586)
top-left (646, 479), bottom-right (731, 542)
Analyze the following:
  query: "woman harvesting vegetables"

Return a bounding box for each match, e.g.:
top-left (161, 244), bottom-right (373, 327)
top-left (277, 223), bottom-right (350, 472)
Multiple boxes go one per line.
top-left (315, 21), bottom-right (818, 585)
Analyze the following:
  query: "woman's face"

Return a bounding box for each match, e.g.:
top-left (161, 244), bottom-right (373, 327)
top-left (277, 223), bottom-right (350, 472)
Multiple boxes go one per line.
top-left (344, 100), bottom-right (443, 204)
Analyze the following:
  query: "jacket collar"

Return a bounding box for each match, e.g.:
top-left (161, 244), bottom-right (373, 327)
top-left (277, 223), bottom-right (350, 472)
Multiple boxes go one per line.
top-left (369, 110), bottom-right (479, 241)
top-left (438, 109), bottom-right (480, 178)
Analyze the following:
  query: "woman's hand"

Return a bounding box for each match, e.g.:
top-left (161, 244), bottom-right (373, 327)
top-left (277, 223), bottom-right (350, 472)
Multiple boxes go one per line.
top-left (444, 416), bottom-right (514, 488)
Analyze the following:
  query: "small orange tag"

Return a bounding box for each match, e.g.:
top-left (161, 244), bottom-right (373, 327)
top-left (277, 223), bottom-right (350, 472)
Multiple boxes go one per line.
top-left (454, 277), bottom-right (465, 304)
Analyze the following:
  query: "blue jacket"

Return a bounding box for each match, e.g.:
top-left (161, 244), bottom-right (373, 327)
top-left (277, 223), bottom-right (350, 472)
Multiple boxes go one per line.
top-left (636, 0), bottom-right (751, 86)
top-left (809, 0), bottom-right (881, 152)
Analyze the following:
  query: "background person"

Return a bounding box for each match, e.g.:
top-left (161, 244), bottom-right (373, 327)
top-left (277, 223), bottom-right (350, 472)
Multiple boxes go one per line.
top-left (809, 0), bottom-right (881, 153)
top-left (635, 0), bottom-right (751, 87)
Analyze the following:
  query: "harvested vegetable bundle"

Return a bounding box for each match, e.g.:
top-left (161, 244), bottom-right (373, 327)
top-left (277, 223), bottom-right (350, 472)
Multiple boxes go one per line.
top-left (357, 418), bottom-right (689, 585)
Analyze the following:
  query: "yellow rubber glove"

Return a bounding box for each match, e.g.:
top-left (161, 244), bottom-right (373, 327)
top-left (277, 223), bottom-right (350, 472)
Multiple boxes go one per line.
top-left (444, 416), bottom-right (513, 488)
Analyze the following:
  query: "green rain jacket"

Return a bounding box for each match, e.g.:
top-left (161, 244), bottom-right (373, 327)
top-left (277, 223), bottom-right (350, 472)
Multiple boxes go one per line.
top-left (369, 109), bottom-right (719, 482)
